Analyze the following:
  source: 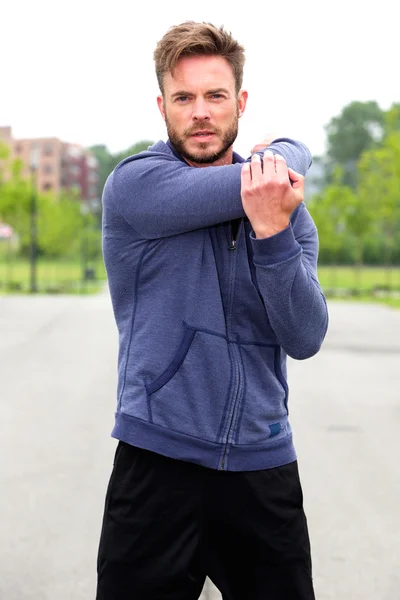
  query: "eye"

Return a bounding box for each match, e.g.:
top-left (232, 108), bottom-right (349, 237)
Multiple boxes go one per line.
top-left (176, 96), bottom-right (189, 103)
top-left (210, 93), bottom-right (224, 99)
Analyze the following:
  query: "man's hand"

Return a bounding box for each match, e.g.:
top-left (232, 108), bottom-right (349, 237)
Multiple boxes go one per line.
top-left (241, 150), bottom-right (304, 239)
top-left (250, 133), bottom-right (279, 154)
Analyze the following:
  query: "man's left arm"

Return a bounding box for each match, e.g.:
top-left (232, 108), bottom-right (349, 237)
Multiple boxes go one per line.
top-left (251, 202), bottom-right (328, 359)
top-left (241, 150), bottom-right (328, 359)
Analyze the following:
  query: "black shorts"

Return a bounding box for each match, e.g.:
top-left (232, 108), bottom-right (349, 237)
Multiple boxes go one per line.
top-left (96, 442), bottom-right (315, 600)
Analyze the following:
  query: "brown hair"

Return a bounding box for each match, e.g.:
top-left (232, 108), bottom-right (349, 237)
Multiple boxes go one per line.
top-left (154, 21), bottom-right (245, 95)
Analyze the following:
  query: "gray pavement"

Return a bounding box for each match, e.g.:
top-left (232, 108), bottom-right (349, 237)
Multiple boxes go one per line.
top-left (1, 291), bottom-right (399, 599)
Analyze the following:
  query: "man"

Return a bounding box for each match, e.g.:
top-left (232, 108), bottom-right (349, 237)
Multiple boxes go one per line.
top-left (97, 21), bottom-right (328, 600)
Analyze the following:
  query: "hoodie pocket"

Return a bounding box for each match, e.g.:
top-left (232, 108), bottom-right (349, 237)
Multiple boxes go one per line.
top-left (145, 325), bottom-right (231, 442)
top-left (235, 343), bottom-right (288, 445)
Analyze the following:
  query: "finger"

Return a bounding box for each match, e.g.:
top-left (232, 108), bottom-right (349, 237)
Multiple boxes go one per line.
top-left (250, 153), bottom-right (263, 184)
top-left (287, 167), bottom-right (304, 188)
top-left (250, 133), bottom-right (279, 154)
top-left (274, 154), bottom-right (288, 178)
top-left (288, 168), bottom-right (305, 203)
top-left (241, 162), bottom-right (251, 187)
top-left (262, 133), bottom-right (279, 146)
top-left (262, 150), bottom-right (275, 178)
top-left (250, 143), bottom-right (266, 153)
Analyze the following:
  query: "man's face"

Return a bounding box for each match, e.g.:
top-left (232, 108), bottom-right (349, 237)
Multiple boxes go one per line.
top-left (157, 55), bottom-right (248, 167)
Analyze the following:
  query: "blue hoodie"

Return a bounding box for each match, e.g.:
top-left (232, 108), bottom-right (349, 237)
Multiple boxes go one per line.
top-left (102, 138), bottom-right (328, 471)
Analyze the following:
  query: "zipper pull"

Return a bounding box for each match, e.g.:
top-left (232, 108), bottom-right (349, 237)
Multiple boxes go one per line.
top-left (228, 239), bottom-right (237, 251)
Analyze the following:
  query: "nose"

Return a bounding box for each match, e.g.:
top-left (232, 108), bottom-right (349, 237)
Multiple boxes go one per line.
top-left (192, 98), bottom-right (211, 121)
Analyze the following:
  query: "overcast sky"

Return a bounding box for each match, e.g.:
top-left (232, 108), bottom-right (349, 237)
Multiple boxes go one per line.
top-left (2, 0), bottom-right (397, 159)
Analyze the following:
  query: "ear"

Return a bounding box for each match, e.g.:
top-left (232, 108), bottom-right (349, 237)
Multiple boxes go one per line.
top-left (238, 90), bottom-right (248, 119)
top-left (157, 95), bottom-right (166, 120)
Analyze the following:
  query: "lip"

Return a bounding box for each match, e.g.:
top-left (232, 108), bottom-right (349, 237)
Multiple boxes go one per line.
top-left (190, 132), bottom-right (215, 140)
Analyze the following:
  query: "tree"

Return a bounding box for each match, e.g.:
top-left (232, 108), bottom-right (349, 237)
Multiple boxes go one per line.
top-left (325, 101), bottom-right (385, 188)
top-left (0, 159), bottom-right (31, 250)
top-left (308, 160), bottom-right (377, 290)
top-left (0, 154), bottom-right (95, 260)
top-left (38, 193), bottom-right (85, 258)
top-left (307, 173), bottom-right (355, 286)
top-left (0, 140), bottom-right (10, 161)
top-left (343, 178), bottom-right (375, 284)
top-left (89, 140), bottom-right (153, 198)
top-left (0, 141), bottom-right (11, 184)
top-left (87, 144), bottom-right (112, 201)
top-left (357, 130), bottom-right (400, 285)
top-left (385, 103), bottom-right (400, 135)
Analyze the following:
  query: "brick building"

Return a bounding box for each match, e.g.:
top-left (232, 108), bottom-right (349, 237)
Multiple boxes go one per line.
top-left (0, 126), bottom-right (100, 212)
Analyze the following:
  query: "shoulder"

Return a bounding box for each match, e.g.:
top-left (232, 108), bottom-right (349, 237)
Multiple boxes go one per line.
top-left (112, 140), bottom-right (185, 190)
top-left (114, 140), bottom-right (174, 172)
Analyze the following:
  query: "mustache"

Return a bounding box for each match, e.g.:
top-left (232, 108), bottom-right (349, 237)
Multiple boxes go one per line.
top-left (184, 123), bottom-right (220, 136)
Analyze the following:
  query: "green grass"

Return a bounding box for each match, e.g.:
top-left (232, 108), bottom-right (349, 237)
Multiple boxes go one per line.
top-left (317, 265), bottom-right (400, 309)
top-left (1, 259), bottom-right (400, 305)
top-left (327, 294), bottom-right (400, 309)
top-left (0, 258), bottom-right (106, 294)
top-left (318, 265), bottom-right (400, 291)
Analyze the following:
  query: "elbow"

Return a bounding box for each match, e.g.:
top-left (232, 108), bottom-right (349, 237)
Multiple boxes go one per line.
top-left (287, 338), bottom-right (324, 361)
top-left (286, 319), bottom-right (329, 361)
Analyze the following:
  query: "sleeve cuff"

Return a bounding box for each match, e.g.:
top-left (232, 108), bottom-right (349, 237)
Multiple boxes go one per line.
top-left (250, 224), bottom-right (301, 266)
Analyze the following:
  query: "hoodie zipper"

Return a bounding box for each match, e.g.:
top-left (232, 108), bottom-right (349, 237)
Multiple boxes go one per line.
top-left (220, 219), bottom-right (243, 470)
top-left (228, 218), bottom-right (240, 250)
top-left (220, 343), bottom-right (244, 469)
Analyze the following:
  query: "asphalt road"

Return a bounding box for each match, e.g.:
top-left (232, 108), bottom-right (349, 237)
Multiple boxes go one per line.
top-left (1, 290), bottom-right (399, 599)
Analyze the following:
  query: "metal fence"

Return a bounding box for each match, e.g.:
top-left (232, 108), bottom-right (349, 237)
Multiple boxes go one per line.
top-left (0, 236), bottom-right (105, 295)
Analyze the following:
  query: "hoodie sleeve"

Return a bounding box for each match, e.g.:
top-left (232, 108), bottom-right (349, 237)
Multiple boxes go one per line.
top-left (108, 138), bottom-right (312, 239)
top-left (250, 203), bottom-right (328, 360)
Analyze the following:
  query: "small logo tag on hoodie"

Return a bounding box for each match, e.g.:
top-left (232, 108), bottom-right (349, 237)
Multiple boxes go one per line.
top-left (269, 423), bottom-right (282, 437)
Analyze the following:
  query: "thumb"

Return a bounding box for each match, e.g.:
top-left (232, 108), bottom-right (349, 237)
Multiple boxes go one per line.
top-left (288, 167), bottom-right (304, 189)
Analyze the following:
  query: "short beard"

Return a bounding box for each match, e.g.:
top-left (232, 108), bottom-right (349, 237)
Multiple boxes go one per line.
top-left (165, 110), bottom-right (239, 165)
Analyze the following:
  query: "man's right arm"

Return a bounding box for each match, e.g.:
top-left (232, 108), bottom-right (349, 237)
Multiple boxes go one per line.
top-left (107, 138), bottom-right (312, 240)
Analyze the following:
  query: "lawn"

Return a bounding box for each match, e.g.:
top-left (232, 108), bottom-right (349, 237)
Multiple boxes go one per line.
top-left (317, 265), bottom-right (400, 292)
top-left (0, 258), bottom-right (106, 294)
top-left (1, 260), bottom-right (400, 307)
top-left (317, 265), bottom-right (400, 309)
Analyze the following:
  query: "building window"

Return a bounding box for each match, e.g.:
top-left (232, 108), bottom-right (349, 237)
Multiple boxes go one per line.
top-left (86, 155), bottom-right (98, 168)
top-left (69, 164), bottom-right (81, 177)
top-left (43, 183), bottom-right (52, 191)
top-left (43, 164), bottom-right (53, 174)
top-left (15, 144), bottom-right (22, 154)
top-left (43, 143), bottom-right (53, 156)
top-left (88, 172), bottom-right (98, 183)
